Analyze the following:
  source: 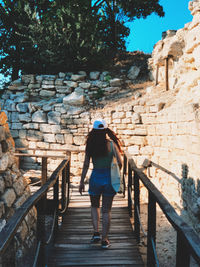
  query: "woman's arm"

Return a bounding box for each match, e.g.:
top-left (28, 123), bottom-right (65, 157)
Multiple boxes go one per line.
top-left (113, 142), bottom-right (122, 169)
top-left (79, 153), bottom-right (90, 194)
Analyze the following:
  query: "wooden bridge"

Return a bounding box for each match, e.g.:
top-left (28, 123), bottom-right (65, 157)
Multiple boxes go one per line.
top-left (47, 189), bottom-right (143, 266)
top-left (1, 151), bottom-right (200, 267)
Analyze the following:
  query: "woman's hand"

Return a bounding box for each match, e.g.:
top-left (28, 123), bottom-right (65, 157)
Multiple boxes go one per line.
top-left (79, 181), bottom-right (85, 195)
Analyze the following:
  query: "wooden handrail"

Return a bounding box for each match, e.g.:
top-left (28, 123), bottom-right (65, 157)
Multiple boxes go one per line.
top-left (0, 156), bottom-right (71, 266)
top-left (124, 151), bottom-right (200, 266)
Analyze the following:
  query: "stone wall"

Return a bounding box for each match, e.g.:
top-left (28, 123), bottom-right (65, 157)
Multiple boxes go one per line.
top-left (147, 0), bottom-right (200, 234)
top-left (149, 0), bottom-right (200, 104)
top-left (0, 110), bottom-right (37, 266)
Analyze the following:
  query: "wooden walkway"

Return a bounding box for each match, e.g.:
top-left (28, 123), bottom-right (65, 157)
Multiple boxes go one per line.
top-left (48, 187), bottom-right (144, 267)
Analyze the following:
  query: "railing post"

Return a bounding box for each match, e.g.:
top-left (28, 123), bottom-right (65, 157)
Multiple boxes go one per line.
top-left (165, 56), bottom-right (169, 91)
top-left (36, 197), bottom-right (46, 267)
top-left (66, 159), bottom-right (70, 207)
top-left (147, 191), bottom-right (157, 267)
top-left (54, 176), bottom-right (59, 232)
top-left (61, 167), bottom-right (67, 212)
top-left (42, 157), bottom-right (47, 185)
top-left (134, 171), bottom-right (140, 243)
top-left (128, 162), bottom-right (132, 217)
top-left (176, 231), bottom-right (190, 267)
top-left (122, 154), bottom-right (127, 198)
top-left (155, 64), bottom-right (159, 86)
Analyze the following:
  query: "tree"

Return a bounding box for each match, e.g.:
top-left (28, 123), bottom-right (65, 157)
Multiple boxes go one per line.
top-left (0, 0), bottom-right (164, 80)
top-left (93, 0), bottom-right (164, 51)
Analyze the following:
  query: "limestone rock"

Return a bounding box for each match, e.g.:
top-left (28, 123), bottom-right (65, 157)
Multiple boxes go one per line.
top-left (4, 99), bottom-right (16, 112)
top-left (40, 90), bottom-right (56, 97)
top-left (71, 74), bottom-right (86, 81)
top-left (32, 110), bottom-right (47, 123)
top-left (127, 66), bottom-right (141, 80)
top-left (47, 111), bottom-right (61, 124)
top-left (79, 82), bottom-right (91, 89)
top-left (109, 78), bottom-right (122, 87)
top-left (16, 103), bottom-right (29, 113)
top-left (55, 86), bottom-right (72, 94)
top-left (89, 71), bottom-right (100, 80)
top-left (63, 90), bottom-right (85, 106)
top-left (58, 72), bottom-right (66, 78)
top-left (0, 154), bottom-right (9, 171)
top-left (2, 188), bottom-right (16, 207)
top-left (18, 113), bottom-right (32, 122)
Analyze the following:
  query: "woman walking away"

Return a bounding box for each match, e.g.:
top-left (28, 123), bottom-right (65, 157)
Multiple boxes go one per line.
top-left (79, 119), bottom-right (122, 249)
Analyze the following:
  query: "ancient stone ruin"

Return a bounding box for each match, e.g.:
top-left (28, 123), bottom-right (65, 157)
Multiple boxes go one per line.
top-left (0, 111), bottom-right (37, 265)
top-left (1, 1), bottom-right (200, 265)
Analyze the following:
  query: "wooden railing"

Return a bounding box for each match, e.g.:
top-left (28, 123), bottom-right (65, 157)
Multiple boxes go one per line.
top-left (124, 151), bottom-right (200, 267)
top-left (0, 155), bottom-right (71, 267)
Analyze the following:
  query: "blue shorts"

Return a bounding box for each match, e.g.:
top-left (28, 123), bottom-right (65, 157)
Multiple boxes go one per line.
top-left (88, 168), bottom-right (116, 197)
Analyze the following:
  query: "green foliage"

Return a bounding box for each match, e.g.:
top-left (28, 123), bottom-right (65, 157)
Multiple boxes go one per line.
top-left (0, 0), bottom-right (164, 79)
top-left (93, 88), bottom-right (104, 99)
top-left (104, 74), bottom-right (112, 82)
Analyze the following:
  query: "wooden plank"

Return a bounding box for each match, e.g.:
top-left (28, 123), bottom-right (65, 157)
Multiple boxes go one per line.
top-left (48, 189), bottom-right (144, 266)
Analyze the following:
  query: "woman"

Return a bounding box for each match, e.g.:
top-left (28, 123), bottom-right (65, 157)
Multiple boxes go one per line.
top-left (79, 118), bottom-right (122, 249)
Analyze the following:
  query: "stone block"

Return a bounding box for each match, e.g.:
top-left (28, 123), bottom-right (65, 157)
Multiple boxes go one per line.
top-left (132, 113), bottom-right (141, 124)
top-left (89, 71), bottom-right (100, 80)
top-left (43, 134), bottom-right (56, 143)
top-left (27, 130), bottom-right (43, 141)
top-left (23, 123), bottom-right (39, 130)
top-left (47, 111), bottom-right (61, 125)
top-left (0, 154), bottom-right (9, 171)
top-left (79, 82), bottom-right (91, 89)
top-left (140, 146), bottom-right (154, 155)
top-left (63, 81), bottom-right (78, 88)
top-left (112, 118), bottom-right (121, 124)
top-left (32, 111), bottom-right (47, 123)
top-left (71, 74), bottom-right (86, 81)
top-left (2, 188), bottom-right (16, 207)
top-left (128, 145), bottom-right (140, 155)
top-left (0, 177), bottom-right (5, 194)
top-left (11, 123), bottom-right (23, 130)
top-left (18, 113), bottom-right (32, 122)
top-left (55, 134), bottom-right (65, 144)
top-left (112, 112), bottom-right (125, 119)
top-left (28, 141), bottom-right (37, 149)
top-left (109, 78), bottom-right (122, 87)
top-left (51, 125), bottom-right (61, 134)
top-left (141, 113), bottom-right (157, 124)
top-left (16, 103), bottom-right (29, 113)
top-left (37, 142), bottom-right (49, 149)
top-left (40, 90), bottom-right (56, 97)
top-left (13, 177), bottom-right (25, 196)
top-left (73, 136), bottom-right (85, 146)
top-left (55, 86), bottom-right (72, 94)
top-left (40, 124), bottom-right (52, 133)
top-left (133, 105), bottom-right (146, 113)
top-left (19, 130), bottom-right (26, 139)
top-left (63, 91), bottom-right (85, 106)
top-left (134, 127), bottom-right (147, 136)
top-left (64, 134), bottom-right (73, 144)
top-left (17, 220), bottom-right (28, 241)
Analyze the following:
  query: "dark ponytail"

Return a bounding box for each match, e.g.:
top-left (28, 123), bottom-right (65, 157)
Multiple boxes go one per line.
top-left (106, 128), bottom-right (122, 153)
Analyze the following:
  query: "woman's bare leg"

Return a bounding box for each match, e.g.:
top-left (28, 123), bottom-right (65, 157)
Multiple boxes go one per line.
top-left (90, 195), bottom-right (101, 232)
top-left (102, 195), bottom-right (114, 241)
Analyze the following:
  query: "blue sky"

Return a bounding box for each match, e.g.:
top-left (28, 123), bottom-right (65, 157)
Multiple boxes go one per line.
top-left (126, 0), bottom-right (193, 53)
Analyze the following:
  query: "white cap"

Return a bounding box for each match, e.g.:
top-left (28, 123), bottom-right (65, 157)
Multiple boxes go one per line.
top-left (93, 119), bottom-right (107, 130)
